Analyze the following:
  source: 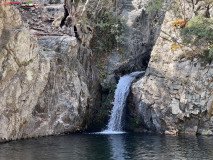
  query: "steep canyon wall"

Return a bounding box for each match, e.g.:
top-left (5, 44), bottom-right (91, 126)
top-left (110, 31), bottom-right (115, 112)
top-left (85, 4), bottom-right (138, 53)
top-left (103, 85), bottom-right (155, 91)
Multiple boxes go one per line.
top-left (131, 0), bottom-right (213, 135)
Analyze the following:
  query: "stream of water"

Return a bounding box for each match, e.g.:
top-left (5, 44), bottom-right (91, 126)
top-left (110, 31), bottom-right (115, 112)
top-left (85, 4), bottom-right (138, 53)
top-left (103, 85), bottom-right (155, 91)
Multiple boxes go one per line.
top-left (101, 71), bottom-right (144, 134)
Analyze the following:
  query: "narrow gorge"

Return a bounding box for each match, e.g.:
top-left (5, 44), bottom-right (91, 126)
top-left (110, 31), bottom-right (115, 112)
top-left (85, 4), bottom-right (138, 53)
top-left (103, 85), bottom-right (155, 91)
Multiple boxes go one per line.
top-left (0, 0), bottom-right (213, 144)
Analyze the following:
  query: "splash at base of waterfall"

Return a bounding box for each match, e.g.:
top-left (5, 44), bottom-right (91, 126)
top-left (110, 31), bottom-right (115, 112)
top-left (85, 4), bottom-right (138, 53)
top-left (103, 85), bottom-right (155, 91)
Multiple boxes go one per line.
top-left (95, 131), bottom-right (126, 135)
top-left (100, 71), bottom-right (144, 134)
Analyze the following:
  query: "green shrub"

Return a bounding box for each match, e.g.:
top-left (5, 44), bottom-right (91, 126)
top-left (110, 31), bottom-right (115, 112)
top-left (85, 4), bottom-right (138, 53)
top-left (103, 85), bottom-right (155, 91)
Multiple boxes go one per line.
top-left (180, 15), bottom-right (213, 60)
top-left (82, 82), bottom-right (117, 131)
top-left (147, 0), bottom-right (213, 62)
top-left (90, 12), bottom-right (126, 53)
top-left (146, 0), bottom-right (163, 13)
top-left (205, 130), bottom-right (211, 135)
top-left (181, 15), bottom-right (213, 48)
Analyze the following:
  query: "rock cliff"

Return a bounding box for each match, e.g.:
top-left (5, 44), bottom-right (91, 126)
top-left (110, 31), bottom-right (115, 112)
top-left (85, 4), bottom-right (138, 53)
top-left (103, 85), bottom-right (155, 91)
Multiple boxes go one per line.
top-left (1, 0), bottom-right (212, 142)
top-left (0, 0), bottom-right (163, 139)
top-left (80, 0), bottom-right (165, 131)
top-left (0, 1), bottom-right (89, 141)
top-left (131, 0), bottom-right (213, 135)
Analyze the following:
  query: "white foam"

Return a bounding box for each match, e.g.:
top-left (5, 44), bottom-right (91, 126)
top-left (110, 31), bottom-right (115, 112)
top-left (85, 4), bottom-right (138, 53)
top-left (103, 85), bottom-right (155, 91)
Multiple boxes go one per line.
top-left (93, 130), bottom-right (127, 135)
top-left (104, 71), bottom-right (144, 132)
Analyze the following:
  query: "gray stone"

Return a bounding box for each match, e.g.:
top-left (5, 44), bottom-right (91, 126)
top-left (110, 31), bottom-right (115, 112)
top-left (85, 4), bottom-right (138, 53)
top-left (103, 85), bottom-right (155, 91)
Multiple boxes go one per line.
top-left (131, 0), bottom-right (213, 135)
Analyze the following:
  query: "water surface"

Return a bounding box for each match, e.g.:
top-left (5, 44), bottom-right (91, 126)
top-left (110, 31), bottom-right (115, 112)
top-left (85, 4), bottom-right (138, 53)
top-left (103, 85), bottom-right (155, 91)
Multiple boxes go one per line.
top-left (0, 133), bottom-right (213, 160)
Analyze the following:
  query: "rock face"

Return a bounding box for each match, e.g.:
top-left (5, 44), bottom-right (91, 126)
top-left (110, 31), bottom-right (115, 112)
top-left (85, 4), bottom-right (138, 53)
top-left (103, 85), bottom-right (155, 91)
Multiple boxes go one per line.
top-left (85, 0), bottom-right (164, 73)
top-left (0, 3), bottom-right (89, 141)
top-left (131, 1), bottom-right (213, 135)
top-left (0, 4), bottom-right (50, 141)
top-left (79, 0), bottom-right (165, 131)
top-left (22, 36), bottom-right (89, 137)
top-left (2, 0), bottom-right (212, 142)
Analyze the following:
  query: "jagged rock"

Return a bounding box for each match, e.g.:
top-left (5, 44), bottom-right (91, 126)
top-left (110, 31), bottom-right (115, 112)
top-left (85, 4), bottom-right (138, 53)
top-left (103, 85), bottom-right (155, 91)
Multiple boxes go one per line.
top-left (0, 4), bottom-right (89, 142)
top-left (0, 4), bottom-right (50, 141)
top-left (2, 0), bottom-right (212, 142)
top-left (22, 36), bottom-right (89, 137)
top-left (131, 1), bottom-right (213, 135)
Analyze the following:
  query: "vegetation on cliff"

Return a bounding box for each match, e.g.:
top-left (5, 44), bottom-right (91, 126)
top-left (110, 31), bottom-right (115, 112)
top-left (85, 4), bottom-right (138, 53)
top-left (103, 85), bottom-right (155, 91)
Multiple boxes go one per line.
top-left (90, 11), bottom-right (126, 53)
top-left (147, 0), bottom-right (213, 61)
top-left (181, 15), bottom-right (213, 57)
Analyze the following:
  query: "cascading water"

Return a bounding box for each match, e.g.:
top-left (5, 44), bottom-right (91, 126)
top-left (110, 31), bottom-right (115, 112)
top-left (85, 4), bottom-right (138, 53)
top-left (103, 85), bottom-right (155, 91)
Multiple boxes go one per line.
top-left (101, 71), bottom-right (144, 134)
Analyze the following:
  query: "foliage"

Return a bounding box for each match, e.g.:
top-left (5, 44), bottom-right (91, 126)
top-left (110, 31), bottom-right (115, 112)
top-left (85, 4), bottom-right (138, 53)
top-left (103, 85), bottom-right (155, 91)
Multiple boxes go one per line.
top-left (147, 0), bottom-right (213, 62)
top-left (146, 0), bottom-right (163, 13)
top-left (95, 82), bottom-right (116, 128)
top-left (200, 49), bottom-right (213, 64)
top-left (180, 15), bottom-right (213, 56)
top-left (172, 19), bottom-right (189, 28)
top-left (146, 0), bottom-right (213, 19)
top-left (146, 0), bottom-right (187, 20)
top-left (181, 15), bottom-right (213, 46)
top-left (205, 130), bottom-right (211, 135)
top-left (104, 83), bottom-right (117, 104)
top-left (96, 62), bottom-right (108, 79)
top-left (90, 12), bottom-right (126, 53)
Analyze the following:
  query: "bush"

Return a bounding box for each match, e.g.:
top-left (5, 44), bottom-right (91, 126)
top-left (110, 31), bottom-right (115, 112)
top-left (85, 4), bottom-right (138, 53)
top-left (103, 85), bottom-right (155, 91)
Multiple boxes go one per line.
top-left (172, 19), bottom-right (188, 28)
top-left (181, 15), bottom-right (213, 46)
top-left (90, 12), bottom-right (126, 53)
top-left (146, 0), bottom-right (213, 61)
top-left (146, 0), bottom-right (163, 13)
top-left (180, 15), bottom-right (213, 56)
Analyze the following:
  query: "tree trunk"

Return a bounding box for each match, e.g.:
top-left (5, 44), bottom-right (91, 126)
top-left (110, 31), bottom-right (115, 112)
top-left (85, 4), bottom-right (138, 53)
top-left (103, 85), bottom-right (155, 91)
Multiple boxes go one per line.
top-left (61, 0), bottom-right (77, 28)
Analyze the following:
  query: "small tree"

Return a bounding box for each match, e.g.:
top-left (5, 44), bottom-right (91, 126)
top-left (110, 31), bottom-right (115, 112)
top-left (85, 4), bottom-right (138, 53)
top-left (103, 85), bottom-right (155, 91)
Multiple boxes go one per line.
top-left (181, 15), bottom-right (213, 55)
top-left (146, 0), bottom-right (186, 18)
top-left (90, 12), bottom-right (126, 53)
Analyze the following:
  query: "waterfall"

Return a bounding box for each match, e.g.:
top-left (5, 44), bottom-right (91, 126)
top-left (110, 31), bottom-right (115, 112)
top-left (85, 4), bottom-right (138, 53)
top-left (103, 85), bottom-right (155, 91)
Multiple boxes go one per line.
top-left (101, 71), bottom-right (144, 134)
